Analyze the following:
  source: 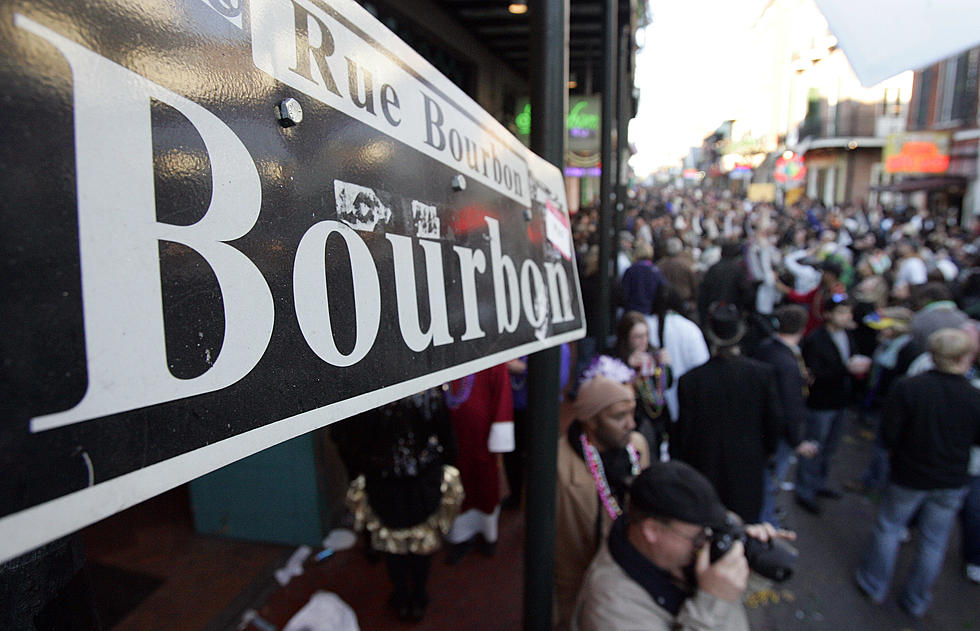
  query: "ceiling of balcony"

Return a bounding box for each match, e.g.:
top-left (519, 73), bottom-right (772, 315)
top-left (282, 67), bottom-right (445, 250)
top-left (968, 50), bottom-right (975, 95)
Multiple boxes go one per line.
top-left (434, 0), bottom-right (637, 93)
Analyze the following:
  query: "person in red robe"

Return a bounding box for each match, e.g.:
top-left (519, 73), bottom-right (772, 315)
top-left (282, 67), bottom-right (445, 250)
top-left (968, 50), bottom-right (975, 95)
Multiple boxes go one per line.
top-left (443, 363), bottom-right (514, 563)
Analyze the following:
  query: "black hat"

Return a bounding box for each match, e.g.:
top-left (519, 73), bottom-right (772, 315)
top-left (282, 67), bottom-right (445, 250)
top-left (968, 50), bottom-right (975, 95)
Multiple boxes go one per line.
top-left (629, 461), bottom-right (728, 529)
top-left (820, 258), bottom-right (843, 277)
top-left (706, 302), bottom-right (745, 347)
top-left (720, 241), bottom-right (743, 259)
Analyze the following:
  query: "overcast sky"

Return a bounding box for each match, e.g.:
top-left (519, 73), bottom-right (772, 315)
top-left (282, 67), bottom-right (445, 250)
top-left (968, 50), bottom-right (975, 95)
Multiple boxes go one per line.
top-left (628, 0), bottom-right (769, 175)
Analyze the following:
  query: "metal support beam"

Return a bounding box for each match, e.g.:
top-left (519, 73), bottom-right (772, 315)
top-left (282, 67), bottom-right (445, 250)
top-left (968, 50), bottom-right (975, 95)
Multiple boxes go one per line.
top-left (596, 0), bottom-right (618, 354)
top-left (615, 23), bottom-right (630, 239)
top-left (524, 1), bottom-right (567, 630)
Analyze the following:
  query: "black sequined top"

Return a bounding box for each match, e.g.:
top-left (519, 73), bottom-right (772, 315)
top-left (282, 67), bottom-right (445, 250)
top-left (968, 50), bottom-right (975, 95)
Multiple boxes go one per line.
top-left (335, 388), bottom-right (457, 529)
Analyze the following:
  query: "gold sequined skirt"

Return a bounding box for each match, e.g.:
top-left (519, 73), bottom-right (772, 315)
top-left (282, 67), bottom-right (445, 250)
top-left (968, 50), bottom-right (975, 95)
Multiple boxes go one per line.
top-left (346, 465), bottom-right (464, 555)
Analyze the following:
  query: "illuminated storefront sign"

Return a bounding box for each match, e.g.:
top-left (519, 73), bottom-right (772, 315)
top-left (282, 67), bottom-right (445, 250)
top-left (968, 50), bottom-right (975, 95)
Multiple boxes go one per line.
top-left (884, 132), bottom-right (951, 174)
top-left (514, 98), bottom-right (600, 137)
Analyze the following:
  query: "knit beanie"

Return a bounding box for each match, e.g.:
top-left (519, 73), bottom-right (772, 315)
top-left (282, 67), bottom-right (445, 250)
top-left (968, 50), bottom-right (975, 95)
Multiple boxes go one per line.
top-left (574, 376), bottom-right (634, 421)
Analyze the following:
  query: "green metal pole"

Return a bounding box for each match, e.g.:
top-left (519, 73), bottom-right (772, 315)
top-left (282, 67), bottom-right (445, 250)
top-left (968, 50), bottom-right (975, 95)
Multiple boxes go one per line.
top-left (524, 1), bottom-right (567, 629)
top-left (597, 0), bottom-right (618, 354)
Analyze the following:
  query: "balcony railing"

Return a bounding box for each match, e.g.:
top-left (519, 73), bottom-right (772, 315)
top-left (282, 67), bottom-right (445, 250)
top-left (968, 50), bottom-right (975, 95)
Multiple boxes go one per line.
top-left (797, 99), bottom-right (898, 140)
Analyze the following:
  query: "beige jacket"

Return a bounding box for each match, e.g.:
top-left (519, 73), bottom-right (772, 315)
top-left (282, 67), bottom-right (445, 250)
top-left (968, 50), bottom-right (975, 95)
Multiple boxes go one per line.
top-left (573, 544), bottom-right (751, 631)
top-left (554, 431), bottom-right (650, 630)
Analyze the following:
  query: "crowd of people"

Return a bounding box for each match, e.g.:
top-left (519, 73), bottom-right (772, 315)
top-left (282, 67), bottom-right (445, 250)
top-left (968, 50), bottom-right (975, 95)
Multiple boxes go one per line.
top-left (562, 187), bottom-right (980, 628)
top-left (336, 186), bottom-right (980, 628)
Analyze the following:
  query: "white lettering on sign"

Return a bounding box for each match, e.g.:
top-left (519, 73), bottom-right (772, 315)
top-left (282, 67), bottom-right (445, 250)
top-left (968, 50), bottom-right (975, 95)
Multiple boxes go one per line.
top-left (452, 245), bottom-right (488, 342)
top-left (544, 262), bottom-right (576, 325)
top-left (485, 217), bottom-right (521, 334)
top-left (16, 12), bottom-right (579, 433)
top-left (293, 220), bottom-right (381, 367)
top-left (249, 0), bottom-right (530, 205)
top-left (19, 15), bottom-right (275, 434)
top-left (386, 234), bottom-right (454, 352)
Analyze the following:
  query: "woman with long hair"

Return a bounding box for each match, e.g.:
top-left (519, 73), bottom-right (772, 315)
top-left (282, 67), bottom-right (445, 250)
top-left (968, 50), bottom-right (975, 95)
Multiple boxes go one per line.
top-left (614, 311), bottom-right (672, 459)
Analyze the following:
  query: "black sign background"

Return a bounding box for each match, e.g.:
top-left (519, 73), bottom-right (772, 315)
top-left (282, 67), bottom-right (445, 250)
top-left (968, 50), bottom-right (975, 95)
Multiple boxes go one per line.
top-left (0, 0), bottom-right (583, 557)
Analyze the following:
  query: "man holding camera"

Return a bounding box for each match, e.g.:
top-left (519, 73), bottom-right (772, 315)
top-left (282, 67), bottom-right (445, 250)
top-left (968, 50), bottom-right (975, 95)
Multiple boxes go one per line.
top-left (573, 461), bottom-right (795, 631)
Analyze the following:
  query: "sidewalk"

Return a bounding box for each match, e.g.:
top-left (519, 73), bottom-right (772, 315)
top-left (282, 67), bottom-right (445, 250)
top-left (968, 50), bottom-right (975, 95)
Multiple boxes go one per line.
top-left (84, 490), bottom-right (525, 631)
top-left (83, 410), bottom-right (978, 631)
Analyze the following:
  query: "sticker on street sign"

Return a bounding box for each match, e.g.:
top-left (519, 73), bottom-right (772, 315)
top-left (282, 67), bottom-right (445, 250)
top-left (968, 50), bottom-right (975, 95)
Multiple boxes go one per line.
top-left (545, 200), bottom-right (572, 261)
top-left (0, 0), bottom-right (584, 563)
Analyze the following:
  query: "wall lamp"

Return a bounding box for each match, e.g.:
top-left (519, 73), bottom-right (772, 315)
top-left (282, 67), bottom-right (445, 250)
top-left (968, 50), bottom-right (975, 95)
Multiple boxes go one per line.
top-left (508, 0), bottom-right (528, 15)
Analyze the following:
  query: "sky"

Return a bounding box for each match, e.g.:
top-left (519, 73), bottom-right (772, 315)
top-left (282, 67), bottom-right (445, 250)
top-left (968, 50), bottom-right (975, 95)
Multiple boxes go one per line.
top-left (627, 0), bottom-right (771, 176)
top-left (626, 0), bottom-right (980, 176)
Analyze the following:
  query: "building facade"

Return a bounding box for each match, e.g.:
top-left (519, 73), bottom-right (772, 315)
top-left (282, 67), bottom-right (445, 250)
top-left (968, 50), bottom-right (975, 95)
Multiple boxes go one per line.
top-left (885, 46), bottom-right (980, 224)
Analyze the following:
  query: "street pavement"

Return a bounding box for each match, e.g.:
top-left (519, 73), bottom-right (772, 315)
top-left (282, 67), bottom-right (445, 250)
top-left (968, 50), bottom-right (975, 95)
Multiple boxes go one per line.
top-left (744, 414), bottom-right (978, 631)
top-left (96, 403), bottom-right (976, 631)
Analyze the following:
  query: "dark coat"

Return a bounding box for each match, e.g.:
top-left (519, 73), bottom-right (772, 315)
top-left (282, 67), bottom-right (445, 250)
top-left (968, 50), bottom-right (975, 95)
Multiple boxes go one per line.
top-left (672, 355), bottom-right (783, 522)
top-left (802, 326), bottom-right (854, 410)
top-left (621, 261), bottom-right (665, 315)
top-left (753, 336), bottom-right (808, 447)
top-left (882, 370), bottom-right (980, 490)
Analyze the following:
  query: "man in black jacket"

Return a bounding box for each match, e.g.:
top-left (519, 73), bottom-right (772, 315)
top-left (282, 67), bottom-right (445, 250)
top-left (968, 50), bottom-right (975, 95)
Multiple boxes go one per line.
top-left (855, 328), bottom-right (980, 617)
top-left (753, 304), bottom-right (819, 525)
top-left (673, 303), bottom-right (783, 523)
top-left (795, 294), bottom-right (869, 515)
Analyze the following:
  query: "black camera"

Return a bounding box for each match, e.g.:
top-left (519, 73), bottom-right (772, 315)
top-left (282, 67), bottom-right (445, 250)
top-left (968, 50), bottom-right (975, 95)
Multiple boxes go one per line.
top-left (708, 513), bottom-right (798, 582)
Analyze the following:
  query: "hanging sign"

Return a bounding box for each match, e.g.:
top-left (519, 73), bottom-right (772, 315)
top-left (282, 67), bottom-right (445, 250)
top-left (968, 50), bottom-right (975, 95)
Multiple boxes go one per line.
top-left (774, 153), bottom-right (807, 183)
top-left (0, 0), bottom-right (583, 563)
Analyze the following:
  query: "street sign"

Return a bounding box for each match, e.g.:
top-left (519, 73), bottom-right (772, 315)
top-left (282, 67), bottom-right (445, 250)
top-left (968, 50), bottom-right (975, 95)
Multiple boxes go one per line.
top-left (0, 0), bottom-right (584, 563)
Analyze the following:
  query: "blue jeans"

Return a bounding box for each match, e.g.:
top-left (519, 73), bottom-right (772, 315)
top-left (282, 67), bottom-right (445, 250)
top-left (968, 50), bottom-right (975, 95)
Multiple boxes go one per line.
top-left (796, 408), bottom-right (846, 502)
top-left (761, 440), bottom-right (794, 526)
top-left (860, 439), bottom-right (890, 492)
top-left (856, 483), bottom-right (969, 616)
top-left (961, 474), bottom-right (980, 566)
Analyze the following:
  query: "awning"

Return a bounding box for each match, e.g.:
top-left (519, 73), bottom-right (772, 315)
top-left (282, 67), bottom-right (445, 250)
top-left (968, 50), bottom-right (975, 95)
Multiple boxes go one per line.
top-left (871, 175), bottom-right (967, 193)
top-left (790, 137), bottom-right (884, 156)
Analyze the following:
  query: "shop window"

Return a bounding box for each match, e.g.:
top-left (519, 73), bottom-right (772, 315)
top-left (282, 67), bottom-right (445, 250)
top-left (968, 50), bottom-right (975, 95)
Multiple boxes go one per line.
top-left (881, 88), bottom-right (902, 117)
top-left (912, 66), bottom-right (935, 130)
top-left (936, 49), bottom-right (979, 126)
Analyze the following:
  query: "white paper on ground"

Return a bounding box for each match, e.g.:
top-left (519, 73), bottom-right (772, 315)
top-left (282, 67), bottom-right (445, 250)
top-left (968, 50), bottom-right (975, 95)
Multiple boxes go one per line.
top-left (283, 591), bottom-right (360, 631)
top-left (274, 545), bottom-right (312, 586)
top-left (323, 528), bottom-right (358, 551)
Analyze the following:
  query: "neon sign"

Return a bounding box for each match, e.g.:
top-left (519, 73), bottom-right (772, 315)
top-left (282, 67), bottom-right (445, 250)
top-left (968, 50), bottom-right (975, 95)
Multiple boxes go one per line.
top-left (515, 99), bottom-right (600, 136)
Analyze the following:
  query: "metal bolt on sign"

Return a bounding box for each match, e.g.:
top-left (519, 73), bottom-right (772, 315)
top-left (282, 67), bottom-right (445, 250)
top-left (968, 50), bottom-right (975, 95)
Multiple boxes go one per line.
top-left (276, 98), bottom-right (303, 127)
top-left (451, 174), bottom-right (466, 191)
